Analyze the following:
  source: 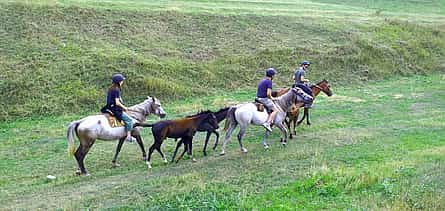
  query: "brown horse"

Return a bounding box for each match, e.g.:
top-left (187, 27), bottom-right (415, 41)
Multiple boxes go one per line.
top-left (173, 107), bottom-right (229, 156)
top-left (284, 80), bottom-right (333, 139)
top-left (137, 111), bottom-right (219, 168)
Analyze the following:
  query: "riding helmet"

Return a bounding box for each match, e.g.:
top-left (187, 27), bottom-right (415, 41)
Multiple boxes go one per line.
top-left (266, 68), bottom-right (276, 77)
top-left (301, 60), bottom-right (311, 66)
top-left (112, 73), bottom-right (125, 84)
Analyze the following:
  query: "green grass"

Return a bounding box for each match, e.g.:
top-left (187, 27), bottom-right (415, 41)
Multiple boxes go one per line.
top-left (1, 0), bottom-right (444, 120)
top-left (0, 74), bottom-right (444, 209)
top-left (1, 1), bottom-right (445, 208)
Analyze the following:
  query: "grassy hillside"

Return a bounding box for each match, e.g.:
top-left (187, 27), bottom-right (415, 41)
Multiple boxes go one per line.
top-left (0, 0), bottom-right (444, 121)
top-left (0, 74), bottom-right (444, 209)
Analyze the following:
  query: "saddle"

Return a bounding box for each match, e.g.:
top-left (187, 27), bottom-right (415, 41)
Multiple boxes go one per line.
top-left (254, 98), bottom-right (273, 114)
top-left (102, 111), bottom-right (125, 128)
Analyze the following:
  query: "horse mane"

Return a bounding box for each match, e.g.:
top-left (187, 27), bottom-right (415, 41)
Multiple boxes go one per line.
top-left (310, 79), bottom-right (328, 88)
top-left (186, 110), bottom-right (213, 118)
top-left (215, 107), bottom-right (230, 113)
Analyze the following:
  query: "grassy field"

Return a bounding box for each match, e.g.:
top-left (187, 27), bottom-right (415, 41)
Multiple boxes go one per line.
top-left (0, 74), bottom-right (444, 209)
top-left (1, 0), bottom-right (444, 120)
top-left (1, 0), bottom-right (445, 209)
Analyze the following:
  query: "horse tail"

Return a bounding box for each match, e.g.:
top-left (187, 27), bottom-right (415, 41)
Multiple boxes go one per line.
top-left (67, 120), bottom-right (81, 156)
top-left (134, 123), bottom-right (154, 128)
top-left (223, 106), bottom-right (237, 131)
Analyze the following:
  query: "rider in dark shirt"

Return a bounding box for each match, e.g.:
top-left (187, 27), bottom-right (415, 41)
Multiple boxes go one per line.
top-left (293, 60), bottom-right (313, 108)
top-left (101, 73), bottom-right (136, 142)
top-left (256, 68), bottom-right (278, 132)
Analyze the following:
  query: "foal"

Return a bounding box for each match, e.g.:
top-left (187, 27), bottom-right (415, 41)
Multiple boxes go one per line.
top-left (174, 107), bottom-right (229, 156)
top-left (138, 112), bottom-right (218, 168)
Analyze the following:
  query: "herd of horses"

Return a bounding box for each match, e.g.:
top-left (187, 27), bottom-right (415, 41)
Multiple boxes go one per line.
top-left (67, 80), bottom-right (332, 175)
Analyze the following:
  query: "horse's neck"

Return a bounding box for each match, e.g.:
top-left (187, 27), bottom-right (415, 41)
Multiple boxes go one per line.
top-left (215, 108), bottom-right (228, 122)
top-left (312, 85), bottom-right (321, 97)
top-left (275, 91), bottom-right (295, 111)
top-left (127, 102), bottom-right (149, 122)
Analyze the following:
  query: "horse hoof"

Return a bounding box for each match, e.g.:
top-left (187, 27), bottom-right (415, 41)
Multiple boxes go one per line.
top-left (264, 145), bottom-right (269, 150)
top-left (112, 162), bottom-right (120, 168)
top-left (192, 158), bottom-right (197, 162)
top-left (241, 148), bottom-right (248, 153)
top-left (163, 159), bottom-right (168, 164)
top-left (220, 151), bottom-right (225, 156)
top-left (282, 142), bottom-right (287, 146)
top-left (146, 162), bottom-right (152, 169)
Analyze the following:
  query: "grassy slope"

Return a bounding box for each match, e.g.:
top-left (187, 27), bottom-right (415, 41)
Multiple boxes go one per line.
top-left (0, 0), bottom-right (444, 120)
top-left (0, 74), bottom-right (444, 209)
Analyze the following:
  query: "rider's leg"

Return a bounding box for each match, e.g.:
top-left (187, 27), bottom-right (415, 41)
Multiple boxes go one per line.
top-left (121, 113), bottom-right (136, 142)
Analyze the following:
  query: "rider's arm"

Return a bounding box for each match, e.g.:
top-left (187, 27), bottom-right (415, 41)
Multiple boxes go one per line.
top-left (115, 98), bottom-right (128, 111)
top-left (300, 75), bottom-right (309, 82)
top-left (267, 88), bottom-right (275, 100)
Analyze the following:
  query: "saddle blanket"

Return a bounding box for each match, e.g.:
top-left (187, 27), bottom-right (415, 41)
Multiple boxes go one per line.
top-left (104, 114), bottom-right (125, 128)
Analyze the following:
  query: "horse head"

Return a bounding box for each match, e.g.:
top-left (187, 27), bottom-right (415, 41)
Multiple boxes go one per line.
top-left (147, 96), bottom-right (167, 118)
top-left (313, 80), bottom-right (333, 96)
top-left (204, 113), bottom-right (219, 130)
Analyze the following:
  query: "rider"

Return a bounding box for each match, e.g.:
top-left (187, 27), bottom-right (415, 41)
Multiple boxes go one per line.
top-left (293, 60), bottom-right (313, 108)
top-left (101, 73), bottom-right (136, 142)
top-left (256, 68), bottom-right (278, 132)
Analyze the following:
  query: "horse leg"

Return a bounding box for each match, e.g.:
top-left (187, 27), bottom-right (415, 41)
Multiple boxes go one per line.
top-left (176, 139), bottom-right (188, 163)
top-left (146, 137), bottom-right (160, 169)
top-left (220, 122), bottom-right (237, 155)
top-left (297, 109), bottom-right (305, 126)
top-left (203, 131), bottom-right (212, 156)
top-left (305, 108), bottom-right (311, 125)
top-left (112, 137), bottom-right (126, 167)
top-left (74, 139), bottom-right (95, 175)
top-left (187, 137), bottom-right (196, 162)
top-left (154, 142), bottom-right (168, 164)
top-left (134, 135), bottom-right (147, 161)
top-left (285, 115), bottom-right (292, 139)
top-left (171, 138), bottom-right (183, 163)
top-left (262, 130), bottom-right (271, 149)
top-left (212, 131), bottom-right (219, 150)
top-left (237, 125), bottom-right (248, 153)
top-left (275, 121), bottom-right (289, 146)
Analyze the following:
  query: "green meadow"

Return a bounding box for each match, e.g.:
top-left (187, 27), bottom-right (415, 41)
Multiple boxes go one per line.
top-left (0, 0), bottom-right (444, 209)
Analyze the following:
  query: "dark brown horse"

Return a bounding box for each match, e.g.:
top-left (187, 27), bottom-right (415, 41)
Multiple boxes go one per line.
top-left (138, 111), bottom-right (219, 168)
top-left (284, 80), bottom-right (333, 138)
top-left (174, 107), bottom-right (229, 156)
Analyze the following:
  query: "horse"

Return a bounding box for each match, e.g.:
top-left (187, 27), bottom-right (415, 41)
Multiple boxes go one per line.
top-left (174, 107), bottom-right (229, 156)
top-left (137, 111), bottom-right (219, 168)
top-left (219, 87), bottom-right (311, 155)
top-left (66, 96), bottom-right (166, 175)
top-left (284, 80), bottom-right (332, 139)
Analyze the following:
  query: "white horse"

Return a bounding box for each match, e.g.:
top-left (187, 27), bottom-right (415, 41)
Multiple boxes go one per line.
top-left (67, 96), bottom-right (166, 175)
top-left (220, 87), bottom-right (311, 155)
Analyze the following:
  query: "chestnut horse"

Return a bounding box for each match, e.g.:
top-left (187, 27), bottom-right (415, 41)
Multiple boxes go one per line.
top-left (138, 111), bottom-right (219, 168)
top-left (67, 96), bottom-right (166, 175)
top-left (280, 80), bottom-right (333, 139)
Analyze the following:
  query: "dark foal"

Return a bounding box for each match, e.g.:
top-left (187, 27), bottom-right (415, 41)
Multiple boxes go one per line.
top-left (138, 111), bottom-right (219, 168)
top-left (174, 107), bottom-right (229, 156)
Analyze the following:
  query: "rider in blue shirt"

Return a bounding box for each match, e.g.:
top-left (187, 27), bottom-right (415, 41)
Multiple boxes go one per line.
top-left (101, 73), bottom-right (136, 142)
top-left (256, 68), bottom-right (278, 132)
